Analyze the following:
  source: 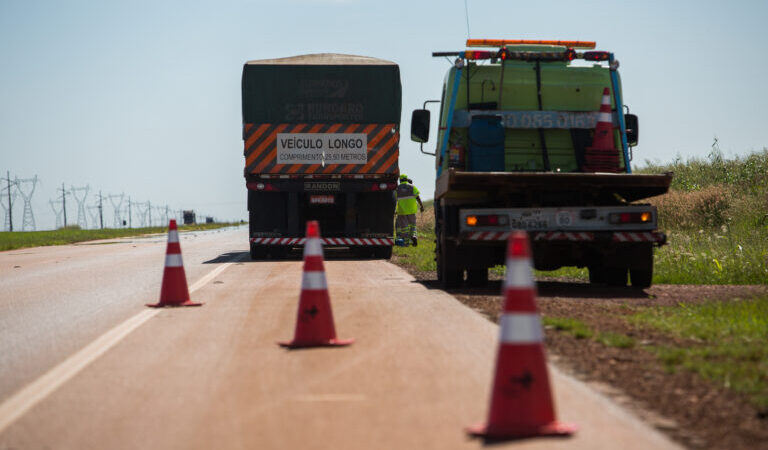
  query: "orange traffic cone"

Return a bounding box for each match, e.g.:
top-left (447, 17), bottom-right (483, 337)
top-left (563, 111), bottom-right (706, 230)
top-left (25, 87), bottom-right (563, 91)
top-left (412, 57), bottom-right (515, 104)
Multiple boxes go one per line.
top-left (467, 231), bottom-right (575, 439)
top-left (278, 221), bottom-right (353, 348)
top-left (146, 219), bottom-right (202, 308)
top-left (583, 87), bottom-right (620, 173)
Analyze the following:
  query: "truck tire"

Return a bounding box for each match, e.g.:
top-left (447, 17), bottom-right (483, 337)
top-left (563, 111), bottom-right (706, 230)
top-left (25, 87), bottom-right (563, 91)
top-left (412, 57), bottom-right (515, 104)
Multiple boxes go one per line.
top-left (588, 265), bottom-right (606, 284)
top-left (268, 245), bottom-right (289, 259)
top-left (374, 246), bottom-right (393, 260)
top-left (605, 266), bottom-right (628, 287)
top-left (250, 243), bottom-right (267, 260)
top-left (466, 268), bottom-right (488, 287)
top-left (437, 239), bottom-right (462, 288)
top-left (630, 246), bottom-right (654, 288)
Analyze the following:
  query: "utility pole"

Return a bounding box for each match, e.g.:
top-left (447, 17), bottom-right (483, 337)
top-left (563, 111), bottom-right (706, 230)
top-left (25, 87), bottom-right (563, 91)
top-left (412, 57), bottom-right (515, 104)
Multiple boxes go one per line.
top-left (5, 171), bottom-right (12, 232)
top-left (59, 183), bottom-right (68, 228)
top-left (98, 190), bottom-right (104, 229)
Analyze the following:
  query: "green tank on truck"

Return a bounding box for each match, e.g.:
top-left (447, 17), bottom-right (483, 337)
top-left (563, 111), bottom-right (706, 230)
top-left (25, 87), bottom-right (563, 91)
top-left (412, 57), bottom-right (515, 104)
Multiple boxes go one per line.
top-left (242, 53), bottom-right (402, 259)
top-left (410, 39), bottom-right (672, 288)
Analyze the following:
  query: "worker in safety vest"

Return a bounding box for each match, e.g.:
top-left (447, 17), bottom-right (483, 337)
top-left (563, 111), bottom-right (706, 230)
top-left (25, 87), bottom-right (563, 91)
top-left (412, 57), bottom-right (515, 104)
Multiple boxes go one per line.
top-left (396, 174), bottom-right (424, 246)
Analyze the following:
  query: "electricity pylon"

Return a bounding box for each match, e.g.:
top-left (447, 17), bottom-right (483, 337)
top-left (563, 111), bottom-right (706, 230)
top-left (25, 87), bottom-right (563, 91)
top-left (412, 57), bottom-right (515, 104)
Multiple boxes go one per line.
top-left (1, 173), bottom-right (17, 231)
top-left (70, 185), bottom-right (90, 229)
top-left (107, 193), bottom-right (125, 228)
top-left (87, 204), bottom-right (101, 229)
top-left (16, 175), bottom-right (38, 231)
top-left (49, 199), bottom-right (64, 229)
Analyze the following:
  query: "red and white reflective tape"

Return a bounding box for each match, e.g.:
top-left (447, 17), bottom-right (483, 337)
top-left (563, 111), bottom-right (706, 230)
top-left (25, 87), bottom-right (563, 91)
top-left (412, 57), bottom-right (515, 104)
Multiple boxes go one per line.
top-left (612, 232), bottom-right (665, 242)
top-left (505, 258), bottom-right (535, 288)
top-left (304, 238), bottom-right (323, 256)
top-left (301, 271), bottom-right (328, 290)
top-left (499, 313), bottom-right (544, 343)
top-left (465, 231), bottom-right (512, 241)
top-left (165, 253), bottom-right (183, 267)
top-left (250, 237), bottom-right (393, 246)
top-left (533, 231), bottom-right (594, 241)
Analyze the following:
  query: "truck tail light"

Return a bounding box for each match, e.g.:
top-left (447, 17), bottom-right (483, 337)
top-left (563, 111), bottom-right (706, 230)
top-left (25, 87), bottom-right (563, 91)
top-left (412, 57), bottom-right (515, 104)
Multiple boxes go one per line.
top-left (609, 212), bottom-right (652, 224)
top-left (247, 182), bottom-right (277, 191)
top-left (371, 182), bottom-right (396, 191)
top-left (582, 51), bottom-right (611, 61)
top-left (466, 214), bottom-right (509, 227)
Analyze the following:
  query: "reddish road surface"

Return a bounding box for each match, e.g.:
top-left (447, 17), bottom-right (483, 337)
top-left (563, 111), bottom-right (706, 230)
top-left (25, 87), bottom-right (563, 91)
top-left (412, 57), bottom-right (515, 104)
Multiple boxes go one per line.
top-left (0, 227), bottom-right (682, 449)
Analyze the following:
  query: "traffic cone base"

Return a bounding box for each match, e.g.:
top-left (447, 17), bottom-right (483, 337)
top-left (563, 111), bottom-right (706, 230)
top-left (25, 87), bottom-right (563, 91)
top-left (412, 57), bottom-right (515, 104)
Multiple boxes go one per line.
top-left (278, 337), bottom-right (354, 349)
top-left (466, 421), bottom-right (577, 439)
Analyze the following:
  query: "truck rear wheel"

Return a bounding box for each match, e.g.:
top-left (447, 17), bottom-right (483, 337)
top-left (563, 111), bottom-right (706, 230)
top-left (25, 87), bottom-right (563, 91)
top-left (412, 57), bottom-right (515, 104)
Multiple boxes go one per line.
top-left (630, 246), bottom-right (654, 288)
top-left (374, 246), bottom-right (393, 260)
top-left (250, 244), bottom-right (267, 260)
top-left (605, 266), bottom-right (628, 287)
top-left (466, 268), bottom-right (488, 287)
top-left (437, 239), bottom-right (462, 288)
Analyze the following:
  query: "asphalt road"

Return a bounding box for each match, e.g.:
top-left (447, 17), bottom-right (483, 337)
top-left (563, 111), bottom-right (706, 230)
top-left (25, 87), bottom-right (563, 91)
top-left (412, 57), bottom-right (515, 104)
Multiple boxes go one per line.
top-left (0, 226), bottom-right (682, 449)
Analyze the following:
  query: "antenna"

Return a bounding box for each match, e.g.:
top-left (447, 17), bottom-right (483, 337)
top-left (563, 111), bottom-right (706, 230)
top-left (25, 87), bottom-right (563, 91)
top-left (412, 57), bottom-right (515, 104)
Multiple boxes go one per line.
top-left (107, 193), bottom-right (125, 228)
top-left (16, 175), bottom-right (39, 231)
top-left (464, 0), bottom-right (471, 40)
top-left (70, 185), bottom-right (90, 229)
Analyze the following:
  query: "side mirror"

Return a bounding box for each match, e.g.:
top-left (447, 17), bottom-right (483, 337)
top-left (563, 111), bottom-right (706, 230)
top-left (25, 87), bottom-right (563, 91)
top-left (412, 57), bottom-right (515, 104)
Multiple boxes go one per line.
top-left (625, 114), bottom-right (639, 146)
top-left (410, 109), bottom-right (430, 143)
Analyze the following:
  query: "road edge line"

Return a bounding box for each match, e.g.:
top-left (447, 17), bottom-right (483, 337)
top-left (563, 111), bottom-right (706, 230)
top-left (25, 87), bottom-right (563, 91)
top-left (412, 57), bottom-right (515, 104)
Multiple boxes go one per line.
top-left (0, 255), bottom-right (245, 434)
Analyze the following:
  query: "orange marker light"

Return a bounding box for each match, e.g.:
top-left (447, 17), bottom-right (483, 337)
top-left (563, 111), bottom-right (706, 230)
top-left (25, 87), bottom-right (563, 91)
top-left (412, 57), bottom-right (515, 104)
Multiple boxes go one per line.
top-left (466, 216), bottom-right (478, 226)
top-left (640, 212), bottom-right (652, 222)
top-left (466, 39), bottom-right (596, 49)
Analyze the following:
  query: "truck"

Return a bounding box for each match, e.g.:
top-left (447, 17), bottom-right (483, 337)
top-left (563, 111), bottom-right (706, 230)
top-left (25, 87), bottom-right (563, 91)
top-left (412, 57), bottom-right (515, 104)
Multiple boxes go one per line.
top-left (242, 54), bottom-right (401, 259)
top-left (410, 39), bottom-right (672, 288)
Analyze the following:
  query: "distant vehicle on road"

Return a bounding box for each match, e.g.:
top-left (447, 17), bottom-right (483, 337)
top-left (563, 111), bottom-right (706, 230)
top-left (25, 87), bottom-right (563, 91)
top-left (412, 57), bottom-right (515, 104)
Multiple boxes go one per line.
top-left (182, 210), bottom-right (196, 225)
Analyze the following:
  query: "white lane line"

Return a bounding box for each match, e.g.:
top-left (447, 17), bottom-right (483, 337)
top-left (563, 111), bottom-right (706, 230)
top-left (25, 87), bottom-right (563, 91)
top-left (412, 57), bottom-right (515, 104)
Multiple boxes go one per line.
top-left (0, 256), bottom-right (244, 434)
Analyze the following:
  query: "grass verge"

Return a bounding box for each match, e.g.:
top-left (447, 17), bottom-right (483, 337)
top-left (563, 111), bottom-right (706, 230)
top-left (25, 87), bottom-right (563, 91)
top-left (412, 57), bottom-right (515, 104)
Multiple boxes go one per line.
top-left (0, 222), bottom-right (240, 251)
top-left (631, 297), bottom-right (768, 410)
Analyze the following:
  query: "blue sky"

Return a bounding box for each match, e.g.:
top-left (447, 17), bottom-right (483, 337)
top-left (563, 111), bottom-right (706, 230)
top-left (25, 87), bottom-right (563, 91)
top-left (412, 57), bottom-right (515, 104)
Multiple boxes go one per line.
top-left (1, 0), bottom-right (766, 230)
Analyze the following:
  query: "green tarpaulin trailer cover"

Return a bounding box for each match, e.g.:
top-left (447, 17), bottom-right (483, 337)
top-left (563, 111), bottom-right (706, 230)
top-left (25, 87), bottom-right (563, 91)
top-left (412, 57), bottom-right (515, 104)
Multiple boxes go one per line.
top-left (242, 53), bottom-right (401, 124)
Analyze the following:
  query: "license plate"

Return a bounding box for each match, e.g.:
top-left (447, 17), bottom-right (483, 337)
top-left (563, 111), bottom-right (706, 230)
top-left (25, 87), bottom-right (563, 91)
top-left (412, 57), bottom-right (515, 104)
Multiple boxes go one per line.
top-left (309, 195), bottom-right (335, 205)
top-left (509, 212), bottom-right (549, 230)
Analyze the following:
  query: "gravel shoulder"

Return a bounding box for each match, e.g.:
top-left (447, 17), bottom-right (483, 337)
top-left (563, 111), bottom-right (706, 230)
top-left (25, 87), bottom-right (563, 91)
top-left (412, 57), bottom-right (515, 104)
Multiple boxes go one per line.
top-left (393, 256), bottom-right (768, 450)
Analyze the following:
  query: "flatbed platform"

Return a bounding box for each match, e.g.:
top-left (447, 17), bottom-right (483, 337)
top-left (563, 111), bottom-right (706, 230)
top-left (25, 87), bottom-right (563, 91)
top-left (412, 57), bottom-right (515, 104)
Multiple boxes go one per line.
top-left (436, 169), bottom-right (673, 203)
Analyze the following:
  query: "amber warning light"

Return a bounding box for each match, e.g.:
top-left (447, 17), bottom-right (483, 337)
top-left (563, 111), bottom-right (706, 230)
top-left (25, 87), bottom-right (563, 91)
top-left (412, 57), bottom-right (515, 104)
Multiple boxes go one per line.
top-left (466, 39), bottom-right (596, 49)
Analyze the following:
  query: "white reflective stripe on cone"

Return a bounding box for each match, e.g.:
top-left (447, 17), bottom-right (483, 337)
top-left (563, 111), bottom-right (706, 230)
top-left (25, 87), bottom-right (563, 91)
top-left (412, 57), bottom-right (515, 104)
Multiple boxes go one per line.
top-left (499, 313), bottom-right (544, 344)
top-left (304, 238), bottom-right (323, 256)
top-left (167, 230), bottom-right (179, 243)
top-left (505, 258), bottom-right (535, 287)
top-left (165, 253), bottom-right (183, 267)
top-left (302, 271), bottom-right (328, 290)
top-left (598, 112), bottom-right (612, 123)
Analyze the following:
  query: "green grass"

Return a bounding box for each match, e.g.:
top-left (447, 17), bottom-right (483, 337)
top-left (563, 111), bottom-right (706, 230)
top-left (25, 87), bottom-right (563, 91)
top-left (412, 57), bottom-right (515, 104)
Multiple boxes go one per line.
top-left (596, 331), bottom-right (636, 348)
top-left (542, 317), bottom-right (593, 339)
top-left (0, 222), bottom-right (240, 251)
top-left (654, 227), bottom-right (768, 284)
top-left (392, 230), bottom-right (436, 272)
top-left (632, 297), bottom-right (768, 409)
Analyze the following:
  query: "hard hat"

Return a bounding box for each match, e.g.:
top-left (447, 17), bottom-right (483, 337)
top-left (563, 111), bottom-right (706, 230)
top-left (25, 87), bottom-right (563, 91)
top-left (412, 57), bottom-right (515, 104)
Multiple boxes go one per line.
top-left (400, 174), bottom-right (408, 182)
